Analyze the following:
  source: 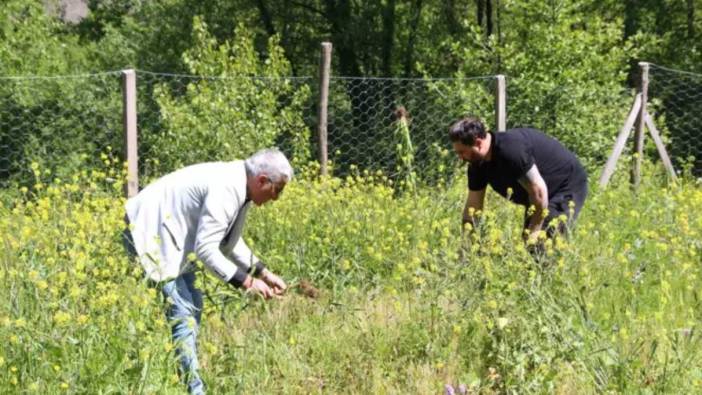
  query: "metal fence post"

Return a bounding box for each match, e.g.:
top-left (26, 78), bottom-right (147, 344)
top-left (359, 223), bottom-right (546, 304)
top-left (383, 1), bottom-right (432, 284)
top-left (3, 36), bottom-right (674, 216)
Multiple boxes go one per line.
top-left (631, 62), bottom-right (649, 189)
top-left (122, 69), bottom-right (138, 198)
top-left (495, 74), bottom-right (506, 132)
top-left (317, 42), bottom-right (332, 176)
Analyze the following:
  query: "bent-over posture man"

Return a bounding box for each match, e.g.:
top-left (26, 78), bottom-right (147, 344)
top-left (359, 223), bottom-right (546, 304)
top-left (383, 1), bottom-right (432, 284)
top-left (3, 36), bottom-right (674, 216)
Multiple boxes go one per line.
top-left (123, 148), bottom-right (291, 394)
top-left (449, 117), bottom-right (588, 248)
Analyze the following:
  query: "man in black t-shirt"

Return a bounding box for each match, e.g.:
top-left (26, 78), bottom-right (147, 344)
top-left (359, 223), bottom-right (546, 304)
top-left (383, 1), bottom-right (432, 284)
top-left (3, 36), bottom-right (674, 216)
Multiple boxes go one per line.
top-left (448, 117), bottom-right (588, 246)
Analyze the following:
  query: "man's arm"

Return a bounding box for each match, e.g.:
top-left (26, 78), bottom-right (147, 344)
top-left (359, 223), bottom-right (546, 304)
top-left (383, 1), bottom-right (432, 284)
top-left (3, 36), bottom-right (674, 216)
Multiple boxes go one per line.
top-left (463, 188), bottom-right (486, 232)
top-left (231, 237), bottom-right (287, 295)
top-left (518, 164), bottom-right (549, 242)
top-left (194, 190), bottom-right (275, 297)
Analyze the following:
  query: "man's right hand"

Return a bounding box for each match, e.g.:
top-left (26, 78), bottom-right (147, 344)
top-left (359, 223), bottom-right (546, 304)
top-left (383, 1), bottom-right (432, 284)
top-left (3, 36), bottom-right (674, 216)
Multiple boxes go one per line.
top-left (244, 276), bottom-right (275, 299)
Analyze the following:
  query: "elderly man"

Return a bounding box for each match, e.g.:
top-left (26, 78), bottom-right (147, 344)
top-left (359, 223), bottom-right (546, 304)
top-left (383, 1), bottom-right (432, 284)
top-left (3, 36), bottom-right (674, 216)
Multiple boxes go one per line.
top-left (448, 117), bottom-right (588, 248)
top-left (123, 148), bottom-right (292, 394)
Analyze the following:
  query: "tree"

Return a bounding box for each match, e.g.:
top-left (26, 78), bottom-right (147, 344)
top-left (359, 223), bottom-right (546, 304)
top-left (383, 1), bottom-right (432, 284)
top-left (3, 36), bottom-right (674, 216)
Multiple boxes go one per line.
top-left (444, 0), bottom-right (632, 168)
top-left (142, 18), bottom-right (311, 177)
top-left (0, 0), bottom-right (119, 185)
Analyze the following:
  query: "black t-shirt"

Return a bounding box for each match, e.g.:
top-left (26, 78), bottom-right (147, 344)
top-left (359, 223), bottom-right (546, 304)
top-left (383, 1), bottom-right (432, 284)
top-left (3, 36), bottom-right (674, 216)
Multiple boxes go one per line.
top-left (468, 128), bottom-right (587, 206)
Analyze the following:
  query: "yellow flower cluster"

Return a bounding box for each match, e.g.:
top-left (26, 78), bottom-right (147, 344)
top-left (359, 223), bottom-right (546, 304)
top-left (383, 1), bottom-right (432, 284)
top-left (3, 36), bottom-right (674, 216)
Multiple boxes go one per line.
top-left (1, 159), bottom-right (172, 392)
top-left (1, 156), bottom-right (701, 393)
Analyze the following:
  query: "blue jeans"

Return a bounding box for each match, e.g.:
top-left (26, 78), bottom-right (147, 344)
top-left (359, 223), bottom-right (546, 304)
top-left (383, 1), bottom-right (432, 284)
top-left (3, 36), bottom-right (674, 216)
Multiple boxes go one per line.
top-left (123, 219), bottom-right (206, 394)
top-left (162, 272), bottom-right (205, 395)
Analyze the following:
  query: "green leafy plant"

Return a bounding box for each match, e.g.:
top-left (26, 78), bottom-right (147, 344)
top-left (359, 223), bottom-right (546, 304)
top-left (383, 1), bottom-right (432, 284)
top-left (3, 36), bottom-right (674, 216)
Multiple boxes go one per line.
top-left (143, 17), bottom-right (311, 176)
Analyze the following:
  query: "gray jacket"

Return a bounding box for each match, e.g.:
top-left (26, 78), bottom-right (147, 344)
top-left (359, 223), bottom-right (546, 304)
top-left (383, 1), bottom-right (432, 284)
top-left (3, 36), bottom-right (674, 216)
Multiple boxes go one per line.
top-left (125, 161), bottom-right (259, 282)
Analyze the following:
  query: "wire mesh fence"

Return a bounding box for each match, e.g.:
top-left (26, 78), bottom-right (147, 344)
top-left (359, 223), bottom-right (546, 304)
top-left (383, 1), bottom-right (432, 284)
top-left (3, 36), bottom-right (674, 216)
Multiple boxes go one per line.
top-left (0, 70), bottom-right (500, 191)
top-left (648, 64), bottom-right (702, 176)
top-left (3, 68), bottom-right (662, 193)
top-left (135, 71), bottom-right (316, 182)
top-left (505, 77), bottom-right (635, 171)
top-left (130, 72), bottom-right (500, 187)
top-left (327, 76), bottom-right (496, 186)
top-left (0, 72), bottom-right (123, 188)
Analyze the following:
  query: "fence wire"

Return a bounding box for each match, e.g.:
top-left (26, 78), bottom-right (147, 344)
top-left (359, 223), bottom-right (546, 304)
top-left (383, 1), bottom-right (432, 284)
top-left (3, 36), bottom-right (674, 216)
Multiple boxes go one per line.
top-left (505, 77), bottom-right (635, 171)
top-left (135, 72), bottom-right (497, 186)
top-left (0, 72), bottom-right (123, 188)
top-left (648, 64), bottom-right (702, 176)
top-left (327, 76), bottom-right (496, 186)
top-left (0, 71), bottom-right (499, 190)
top-left (135, 71), bottom-right (316, 182)
top-left (3, 67), bottom-right (697, 192)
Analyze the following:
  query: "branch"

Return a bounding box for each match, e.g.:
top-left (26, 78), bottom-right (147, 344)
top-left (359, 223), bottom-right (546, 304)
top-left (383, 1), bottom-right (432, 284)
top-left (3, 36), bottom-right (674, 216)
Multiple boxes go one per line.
top-left (289, 1), bottom-right (327, 18)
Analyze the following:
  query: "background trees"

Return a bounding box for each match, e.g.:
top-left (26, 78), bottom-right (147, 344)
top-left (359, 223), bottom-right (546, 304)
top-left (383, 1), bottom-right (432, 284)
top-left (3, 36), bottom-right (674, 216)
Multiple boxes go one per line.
top-left (2, 0), bottom-right (702, 183)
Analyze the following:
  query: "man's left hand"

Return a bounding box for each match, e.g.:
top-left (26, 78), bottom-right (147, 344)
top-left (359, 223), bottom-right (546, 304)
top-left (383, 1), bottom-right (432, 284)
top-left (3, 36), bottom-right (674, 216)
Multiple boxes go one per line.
top-left (261, 269), bottom-right (287, 295)
top-left (523, 229), bottom-right (540, 244)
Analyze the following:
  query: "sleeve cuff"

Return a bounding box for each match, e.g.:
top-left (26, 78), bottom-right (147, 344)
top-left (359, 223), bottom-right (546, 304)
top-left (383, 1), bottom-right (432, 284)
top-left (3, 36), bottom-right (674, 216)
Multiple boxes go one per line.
top-left (227, 269), bottom-right (249, 288)
top-left (247, 261), bottom-right (266, 277)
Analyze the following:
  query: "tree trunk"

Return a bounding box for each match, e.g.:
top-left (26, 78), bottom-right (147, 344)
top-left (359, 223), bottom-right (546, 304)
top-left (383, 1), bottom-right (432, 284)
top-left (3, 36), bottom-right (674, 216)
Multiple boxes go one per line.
top-left (476, 0), bottom-right (484, 28)
top-left (485, 0), bottom-right (493, 37)
top-left (443, 0), bottom-right (459, 35)
top-left (687, 0), bottom-right (695, 39)
top-left (381, 0), bottom-right (396, 77)
top-left (404, 0), bottom-right (423, 77)
top-left (623, 0), bottom-right (637, 39)
top-left (325, 0), bottom-right (361, 76)
top-left (255, 0), bottom-right (276, 37)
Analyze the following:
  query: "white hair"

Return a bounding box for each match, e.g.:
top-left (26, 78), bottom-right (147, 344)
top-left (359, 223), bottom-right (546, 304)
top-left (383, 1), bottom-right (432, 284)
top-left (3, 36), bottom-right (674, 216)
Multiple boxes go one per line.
top-left (244, 148), bottom-right (294, 183)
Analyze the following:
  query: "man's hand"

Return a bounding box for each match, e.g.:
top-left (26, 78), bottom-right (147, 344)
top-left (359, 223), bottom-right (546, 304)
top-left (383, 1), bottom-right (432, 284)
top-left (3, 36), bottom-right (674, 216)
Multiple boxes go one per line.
top-left (523, 228), bottom-right (541, 244)
top-left (463, 189), bottom-right (485, 235)
top-left (519, 165), bottom-right (548, 242)
top-left (523, 227), bottom-right (547, 259)
top-left (261, 269), bottom-right (287, 295)
top-left (243, 276), bottom-right (275, 299)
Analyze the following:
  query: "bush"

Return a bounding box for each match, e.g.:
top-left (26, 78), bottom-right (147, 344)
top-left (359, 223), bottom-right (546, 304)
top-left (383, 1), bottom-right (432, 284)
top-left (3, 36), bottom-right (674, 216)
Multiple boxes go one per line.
top-left (2, 161), bottom-right (701, 393)
top-left (141, 17), bottom-right (312, 178)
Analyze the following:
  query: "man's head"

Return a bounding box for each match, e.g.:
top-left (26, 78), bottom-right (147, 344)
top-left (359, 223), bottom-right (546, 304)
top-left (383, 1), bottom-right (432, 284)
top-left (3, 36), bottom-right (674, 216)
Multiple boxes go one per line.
top-left (245, 148), bottom-right (294, 206)
top-left (448, 117), bottom-right (491, 164)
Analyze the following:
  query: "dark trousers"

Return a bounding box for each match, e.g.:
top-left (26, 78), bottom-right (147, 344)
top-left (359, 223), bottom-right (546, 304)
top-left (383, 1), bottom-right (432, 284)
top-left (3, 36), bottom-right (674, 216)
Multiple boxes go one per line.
top-left (523, 180), bottom-right (588, 239)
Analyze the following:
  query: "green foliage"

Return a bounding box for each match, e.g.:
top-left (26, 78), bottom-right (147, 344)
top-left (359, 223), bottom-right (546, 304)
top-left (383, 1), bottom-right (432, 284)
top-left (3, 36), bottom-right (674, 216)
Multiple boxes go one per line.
top-left (78, 0), bottom-right (267, 72)
top-left (143, 17), bottom-right (311, 175)
top-left (2, 164), bottom-right (702, 393)
top-left (0, 0), bottom-right (123, 187)
top-left (392, 108), bottom-right (417, 192)
top-left (618, 0), bottom-right (702, 72)
top-left (444, 1), bottom-right (632, 170)
top-left (0, 0), bottom-right (92, 76)
top-left (246, 169), bottom-right (460, 289)
top-left (503, 2), bottom-right (632, 168)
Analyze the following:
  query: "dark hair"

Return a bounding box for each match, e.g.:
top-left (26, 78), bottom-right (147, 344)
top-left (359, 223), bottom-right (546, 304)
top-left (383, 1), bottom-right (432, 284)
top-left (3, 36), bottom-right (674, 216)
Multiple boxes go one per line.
top-left (393, 105), bottom-right (410, 122)
top-left (448, 117), bottom-right (488, 145)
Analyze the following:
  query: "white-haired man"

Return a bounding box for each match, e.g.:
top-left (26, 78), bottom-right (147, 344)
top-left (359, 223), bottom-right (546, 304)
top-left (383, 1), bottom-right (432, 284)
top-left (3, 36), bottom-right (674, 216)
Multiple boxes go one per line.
top-left (123, 148), bottom-right (292, 394)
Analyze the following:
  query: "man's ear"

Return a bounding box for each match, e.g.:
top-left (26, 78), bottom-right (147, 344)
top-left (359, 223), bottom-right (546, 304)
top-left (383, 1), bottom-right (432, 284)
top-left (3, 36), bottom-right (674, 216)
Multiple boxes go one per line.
top-left (476, 137), bottom-right (486, 151)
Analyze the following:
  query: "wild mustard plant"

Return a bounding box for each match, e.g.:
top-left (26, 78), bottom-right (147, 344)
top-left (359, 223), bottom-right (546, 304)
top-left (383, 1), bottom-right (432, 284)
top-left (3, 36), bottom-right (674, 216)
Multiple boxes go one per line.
top-left (1, 157), bottom-right (701, 393)
top-left (392, 106), bottom-right (417, 193)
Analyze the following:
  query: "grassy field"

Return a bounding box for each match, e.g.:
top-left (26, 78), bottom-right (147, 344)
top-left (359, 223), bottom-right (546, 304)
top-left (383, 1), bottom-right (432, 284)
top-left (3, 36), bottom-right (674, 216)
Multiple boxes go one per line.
top-left (1, 162), bottom-right (701, 394)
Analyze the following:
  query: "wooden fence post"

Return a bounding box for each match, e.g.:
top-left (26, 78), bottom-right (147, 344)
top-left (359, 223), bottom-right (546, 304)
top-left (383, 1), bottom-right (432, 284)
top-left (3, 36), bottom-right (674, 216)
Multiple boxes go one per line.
top-left (317, 42), bottom-right (332, 176)
top-left (122, 69), bottom-right (138, 198)
top-left (631, 62), bottom-right (649, 189)
top-left (645, 114), bottom-right (678, 181)
top-left (599, 94), bottom-right (642, 188)
top-left (495, 74), bottom-right (506, 132)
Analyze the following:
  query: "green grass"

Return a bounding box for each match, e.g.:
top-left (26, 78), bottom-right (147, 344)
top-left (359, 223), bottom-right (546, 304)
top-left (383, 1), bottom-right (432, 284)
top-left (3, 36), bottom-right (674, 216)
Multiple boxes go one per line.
top-left (1, 163), bottom-right (701, 394)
